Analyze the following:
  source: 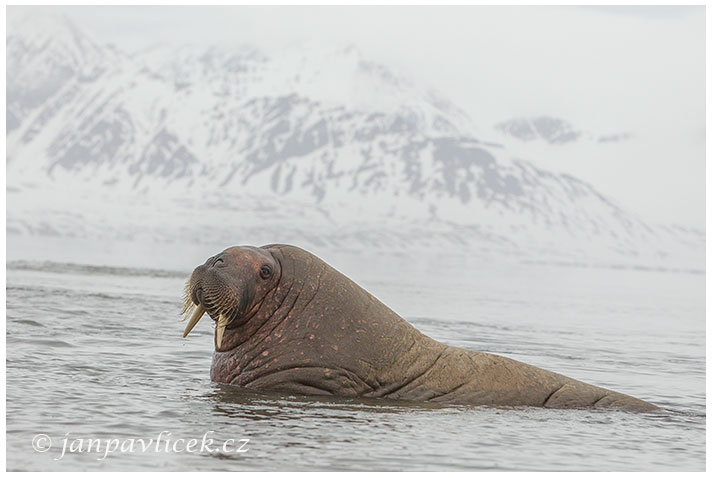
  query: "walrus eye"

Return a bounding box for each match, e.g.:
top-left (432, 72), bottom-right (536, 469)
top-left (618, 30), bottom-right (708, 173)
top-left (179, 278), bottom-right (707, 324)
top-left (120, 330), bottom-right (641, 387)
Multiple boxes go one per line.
top-left (260, 265), bottom-right (272, 280)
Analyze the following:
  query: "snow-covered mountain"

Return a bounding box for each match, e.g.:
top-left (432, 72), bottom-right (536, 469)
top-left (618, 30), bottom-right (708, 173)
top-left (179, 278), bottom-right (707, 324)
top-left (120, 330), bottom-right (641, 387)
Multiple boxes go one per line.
top-left (6, 11), bottom-right (704, 268)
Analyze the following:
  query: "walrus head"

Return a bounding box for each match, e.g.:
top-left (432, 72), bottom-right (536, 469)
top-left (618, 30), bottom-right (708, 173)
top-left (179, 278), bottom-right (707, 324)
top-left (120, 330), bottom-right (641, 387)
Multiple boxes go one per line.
top-left (181, 246), bottom-right (282, 348)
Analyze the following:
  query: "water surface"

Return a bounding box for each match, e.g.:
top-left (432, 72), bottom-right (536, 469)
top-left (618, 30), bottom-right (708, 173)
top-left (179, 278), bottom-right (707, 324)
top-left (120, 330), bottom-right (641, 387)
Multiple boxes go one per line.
top-left (5, 257), bottom-right (705, 471)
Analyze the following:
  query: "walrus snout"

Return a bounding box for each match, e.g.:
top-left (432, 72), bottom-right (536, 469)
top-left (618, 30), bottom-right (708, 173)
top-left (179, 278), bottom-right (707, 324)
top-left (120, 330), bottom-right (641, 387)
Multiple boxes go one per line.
top-left (181, 262), bottom-right (240, 347)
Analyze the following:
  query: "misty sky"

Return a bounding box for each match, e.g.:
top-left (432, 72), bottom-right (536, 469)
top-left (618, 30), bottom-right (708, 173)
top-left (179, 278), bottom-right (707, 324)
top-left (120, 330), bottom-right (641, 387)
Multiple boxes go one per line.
top-left (15, 6), bottom-right (707, 227)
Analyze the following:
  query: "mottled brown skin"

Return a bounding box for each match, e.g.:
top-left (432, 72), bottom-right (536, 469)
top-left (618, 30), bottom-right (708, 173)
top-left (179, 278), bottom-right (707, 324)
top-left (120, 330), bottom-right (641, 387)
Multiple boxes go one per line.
top-left (186, 244), bottom-right (659, 412)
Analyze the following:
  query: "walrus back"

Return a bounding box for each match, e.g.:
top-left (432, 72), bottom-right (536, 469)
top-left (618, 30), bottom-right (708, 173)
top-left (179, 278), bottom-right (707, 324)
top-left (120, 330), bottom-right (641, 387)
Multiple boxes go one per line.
top-left (260, 245), bottom-right (660, 412)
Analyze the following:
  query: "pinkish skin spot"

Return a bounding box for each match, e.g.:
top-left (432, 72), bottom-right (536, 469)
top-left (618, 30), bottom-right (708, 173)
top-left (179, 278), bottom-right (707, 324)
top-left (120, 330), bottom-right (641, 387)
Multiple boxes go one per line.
top-left (308, 334), bottom-right (315, 340)
top-left (262, 351), bottom-right (269, 356)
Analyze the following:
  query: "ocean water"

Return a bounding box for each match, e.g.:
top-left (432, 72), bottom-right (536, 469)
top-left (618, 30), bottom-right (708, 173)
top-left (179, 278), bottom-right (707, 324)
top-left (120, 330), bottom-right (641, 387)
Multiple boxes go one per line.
top-left (5, 254), bottom-right (705, 471)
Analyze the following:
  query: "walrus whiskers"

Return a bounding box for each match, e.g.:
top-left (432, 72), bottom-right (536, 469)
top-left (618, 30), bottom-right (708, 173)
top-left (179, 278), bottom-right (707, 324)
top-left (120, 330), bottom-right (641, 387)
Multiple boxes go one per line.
top-left (180, 281), bottom-right (195, 317)
top-left (181, 273), bottom-right (239, 341)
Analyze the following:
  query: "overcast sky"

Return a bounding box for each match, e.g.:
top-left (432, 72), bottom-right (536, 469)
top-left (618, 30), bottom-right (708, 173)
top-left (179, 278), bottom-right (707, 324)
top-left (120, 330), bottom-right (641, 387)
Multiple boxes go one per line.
top-left (15, 6), bottom-right (707, 227)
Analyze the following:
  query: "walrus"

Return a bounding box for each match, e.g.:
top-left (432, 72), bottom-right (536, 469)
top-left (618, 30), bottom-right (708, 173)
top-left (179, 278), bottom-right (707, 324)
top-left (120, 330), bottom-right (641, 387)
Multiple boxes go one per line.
top-left (181, 244), bottom-right (659, 412)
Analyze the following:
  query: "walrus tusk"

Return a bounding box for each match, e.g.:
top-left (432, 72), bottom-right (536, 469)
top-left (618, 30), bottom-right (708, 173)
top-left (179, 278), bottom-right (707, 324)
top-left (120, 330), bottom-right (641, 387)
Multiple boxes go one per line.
top-left (216, 314), bottom-right (229, 349)
top-left (183, 304), bottom-right (206, 338)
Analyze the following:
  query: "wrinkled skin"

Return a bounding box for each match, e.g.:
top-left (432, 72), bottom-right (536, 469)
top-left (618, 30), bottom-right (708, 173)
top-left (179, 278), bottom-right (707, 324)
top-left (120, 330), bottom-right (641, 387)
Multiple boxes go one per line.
top-left (183, 244), bottom-right (659, 412)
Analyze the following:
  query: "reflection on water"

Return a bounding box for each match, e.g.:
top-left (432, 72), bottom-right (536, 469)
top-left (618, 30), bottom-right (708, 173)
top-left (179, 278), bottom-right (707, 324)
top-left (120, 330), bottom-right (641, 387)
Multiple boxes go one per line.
top-left (5, 258), bottom-right (705, 471)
